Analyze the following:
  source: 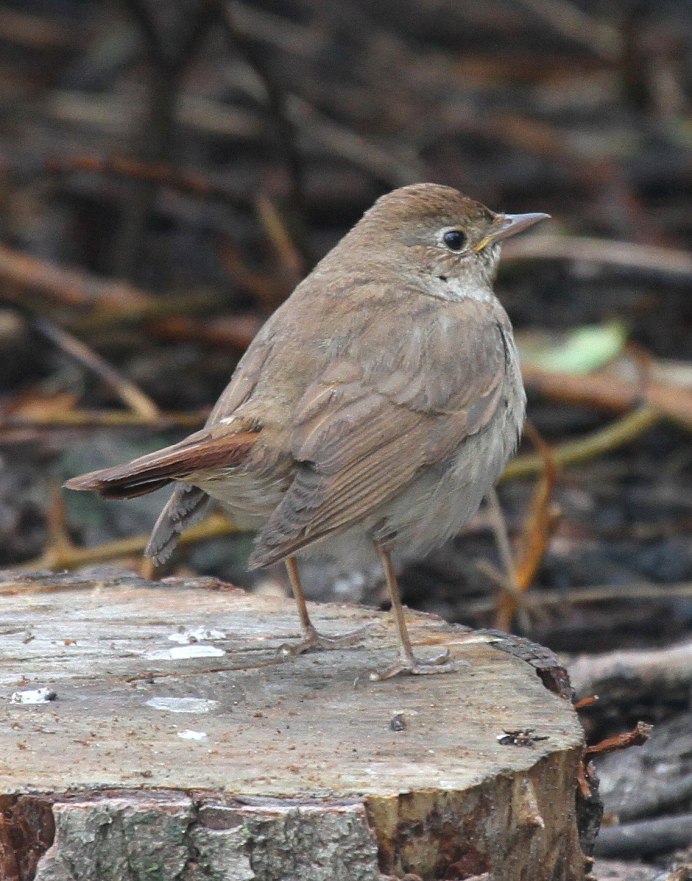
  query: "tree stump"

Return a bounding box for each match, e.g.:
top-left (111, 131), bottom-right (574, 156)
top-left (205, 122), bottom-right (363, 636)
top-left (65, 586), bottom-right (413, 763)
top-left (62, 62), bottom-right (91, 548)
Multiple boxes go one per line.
top-left (0, 569), bottom-right (588, 881)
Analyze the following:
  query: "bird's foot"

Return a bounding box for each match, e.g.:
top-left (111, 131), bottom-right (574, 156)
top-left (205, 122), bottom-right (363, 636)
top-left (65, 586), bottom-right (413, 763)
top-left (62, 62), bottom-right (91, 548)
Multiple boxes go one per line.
top-left (280, 621), bottom-right (376, 657)
top-left (368, 648), bottom-right (462, 680)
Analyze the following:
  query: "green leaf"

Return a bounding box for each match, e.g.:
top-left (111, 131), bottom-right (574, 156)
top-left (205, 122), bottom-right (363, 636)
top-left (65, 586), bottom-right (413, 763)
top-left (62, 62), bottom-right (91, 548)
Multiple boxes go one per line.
top-left (518, 321), bottom-right (628, 374)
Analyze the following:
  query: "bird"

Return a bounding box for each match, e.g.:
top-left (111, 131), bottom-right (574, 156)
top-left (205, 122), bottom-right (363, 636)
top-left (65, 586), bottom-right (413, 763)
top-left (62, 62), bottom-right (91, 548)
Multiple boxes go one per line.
top-left (66, 183), bottom-right (549, 679)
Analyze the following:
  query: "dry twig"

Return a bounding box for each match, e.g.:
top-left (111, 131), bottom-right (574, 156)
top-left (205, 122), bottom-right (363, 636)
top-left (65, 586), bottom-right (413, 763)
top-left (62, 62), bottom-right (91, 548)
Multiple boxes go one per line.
top-left (221, 3), bottom-right (306, 221)
top-left (19, 512), bottom-right (234, 573)
top-left (0, 409), bottom-right (207, 438)
top-left (463, 581), bottom-right (692, 618)
top-left (502, 235), bottom-right (692, 280)
top-left (112, 0), bottom-right (219, 275)
top-left (502, 406), bottom-right (662, 480)
top-left (33, 318), bottom-right (160, 420)
top-left (521, 362), bottom-right (692, 431)
top-left (45, 154), bottom-right (246, 206)
top-left (494, 421), bottom-right (561, 631)
top-left (584, 721), bottom-right (653, 759)
top-left (0, 243), bottom-right (153, 312)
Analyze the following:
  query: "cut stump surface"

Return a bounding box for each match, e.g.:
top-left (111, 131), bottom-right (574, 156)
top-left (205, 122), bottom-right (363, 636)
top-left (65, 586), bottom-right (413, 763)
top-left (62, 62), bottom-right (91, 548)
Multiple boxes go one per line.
top-left (0, 570), bottom-right (586, 881)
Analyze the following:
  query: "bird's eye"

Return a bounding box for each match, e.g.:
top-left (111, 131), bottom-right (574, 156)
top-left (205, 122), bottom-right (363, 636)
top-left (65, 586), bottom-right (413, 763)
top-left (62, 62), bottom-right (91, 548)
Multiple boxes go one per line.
top-left (442, 230), bottom-right (467, 252)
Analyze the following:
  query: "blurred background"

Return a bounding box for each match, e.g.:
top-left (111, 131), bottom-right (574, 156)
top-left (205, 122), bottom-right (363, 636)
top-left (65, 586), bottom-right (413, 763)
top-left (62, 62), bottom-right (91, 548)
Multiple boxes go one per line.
top-left (0, 1), bottom-right (690, 875)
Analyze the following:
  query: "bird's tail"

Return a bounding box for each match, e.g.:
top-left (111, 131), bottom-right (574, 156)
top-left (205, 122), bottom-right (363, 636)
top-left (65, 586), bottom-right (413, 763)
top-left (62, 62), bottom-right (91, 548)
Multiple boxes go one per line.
top-left (64, 428), bottom-right (260, 500)
top-left (145, 483), bottom-right (212, 564)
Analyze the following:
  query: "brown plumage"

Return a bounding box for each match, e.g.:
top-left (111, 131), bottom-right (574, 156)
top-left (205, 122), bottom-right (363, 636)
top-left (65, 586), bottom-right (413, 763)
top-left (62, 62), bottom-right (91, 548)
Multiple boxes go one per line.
top-left (66, 184), bottom-right (548, 678)
top-left (65, 429), bottom-right (260, 499)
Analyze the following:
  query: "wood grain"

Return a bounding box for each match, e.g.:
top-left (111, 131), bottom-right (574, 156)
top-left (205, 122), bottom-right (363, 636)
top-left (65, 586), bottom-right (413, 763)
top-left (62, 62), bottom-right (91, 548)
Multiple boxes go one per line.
top-left (0, 570), bottom-right (587, 881)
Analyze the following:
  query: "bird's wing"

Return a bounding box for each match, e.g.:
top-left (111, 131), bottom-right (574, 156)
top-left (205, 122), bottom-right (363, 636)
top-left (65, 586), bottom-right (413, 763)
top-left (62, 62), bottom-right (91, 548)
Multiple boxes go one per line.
top-left (249, 296), bottom-right (512, 568)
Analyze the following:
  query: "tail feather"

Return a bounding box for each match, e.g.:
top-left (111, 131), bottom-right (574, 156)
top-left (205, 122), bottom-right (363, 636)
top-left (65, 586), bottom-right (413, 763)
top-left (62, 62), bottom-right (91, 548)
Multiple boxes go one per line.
top-left (145, 484), bottom-right (212, 564)
top-left (64, 428), bottom-right (259, 500)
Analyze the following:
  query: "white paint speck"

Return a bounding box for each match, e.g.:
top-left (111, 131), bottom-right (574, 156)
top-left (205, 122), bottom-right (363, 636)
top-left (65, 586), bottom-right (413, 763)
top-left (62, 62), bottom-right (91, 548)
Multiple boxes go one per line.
top-left (177, 729), bottom-right (208, 741)
top-left (146, 697), bottom-right (218, 714)
top-left (145, 644), bottom-right (225, 660)
top-left (168, 627), bottom-right (226, 644)
top-left (11, 687), bottom-right (57, 704)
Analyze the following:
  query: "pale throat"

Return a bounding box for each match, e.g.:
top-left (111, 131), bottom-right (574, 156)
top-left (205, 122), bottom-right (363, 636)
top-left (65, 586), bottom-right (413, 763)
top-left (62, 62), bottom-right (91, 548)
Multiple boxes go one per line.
top-left (424, 272), bottom-right (496, 303)
top-left (422, 246), bottom-right (500, 303)
top-left (439, 276), bottom-right (496, 303)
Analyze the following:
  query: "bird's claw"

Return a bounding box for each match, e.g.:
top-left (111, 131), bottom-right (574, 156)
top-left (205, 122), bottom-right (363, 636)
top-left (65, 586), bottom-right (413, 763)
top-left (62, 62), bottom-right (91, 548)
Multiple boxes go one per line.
top-left (279, 621), bottom-right (376, 656)
top-left (369, 648), bottom-right (462, 680)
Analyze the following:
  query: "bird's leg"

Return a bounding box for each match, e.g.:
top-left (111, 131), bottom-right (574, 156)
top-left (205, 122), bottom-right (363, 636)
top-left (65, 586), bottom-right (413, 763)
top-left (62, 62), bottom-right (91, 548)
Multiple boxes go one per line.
top-left (280, 555), bottom-right (374, 656)
top-left (369, 542), bottom-right (457, 680)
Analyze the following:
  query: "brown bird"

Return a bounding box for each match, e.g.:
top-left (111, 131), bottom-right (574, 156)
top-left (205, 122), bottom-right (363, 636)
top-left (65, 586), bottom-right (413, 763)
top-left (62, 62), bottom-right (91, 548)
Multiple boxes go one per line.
top-left (66, 184), bottom-right (548, 679)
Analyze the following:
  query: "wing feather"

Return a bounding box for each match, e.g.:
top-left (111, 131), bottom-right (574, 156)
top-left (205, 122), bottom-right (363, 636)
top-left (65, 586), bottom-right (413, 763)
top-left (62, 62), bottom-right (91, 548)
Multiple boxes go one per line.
top-left (249, 299), bottom-right (510, 568)
top-left (146, 484), bottom-right (212, 564)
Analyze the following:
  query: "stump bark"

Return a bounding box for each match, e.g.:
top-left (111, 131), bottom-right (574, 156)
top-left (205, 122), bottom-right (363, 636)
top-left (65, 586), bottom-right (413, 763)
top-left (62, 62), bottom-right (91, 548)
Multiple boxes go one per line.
top-left (0, 569), bottom-right (588, 881)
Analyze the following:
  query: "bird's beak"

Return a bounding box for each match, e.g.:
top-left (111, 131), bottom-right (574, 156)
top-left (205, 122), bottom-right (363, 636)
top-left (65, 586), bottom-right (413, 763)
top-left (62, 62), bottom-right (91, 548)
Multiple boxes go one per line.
top-left (474, 212), bottom-right (550, 252)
